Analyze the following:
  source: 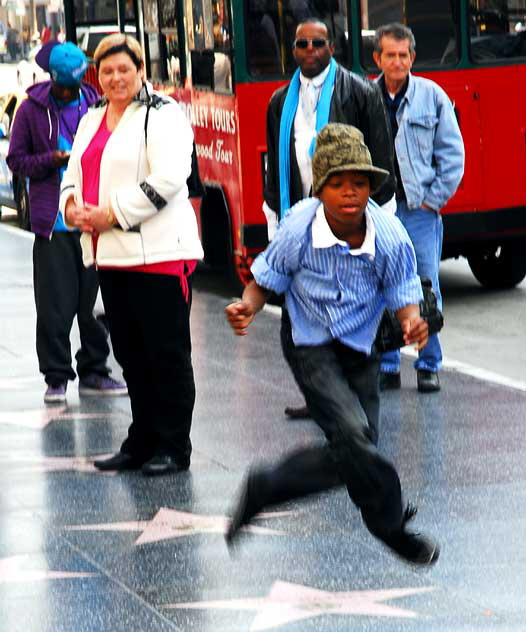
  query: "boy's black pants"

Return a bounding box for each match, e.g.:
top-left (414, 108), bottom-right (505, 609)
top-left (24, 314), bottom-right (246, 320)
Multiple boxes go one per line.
top-left (261, 337), bottom-right (405, 537)
top-left (98, 269), bottom-right (194, 465)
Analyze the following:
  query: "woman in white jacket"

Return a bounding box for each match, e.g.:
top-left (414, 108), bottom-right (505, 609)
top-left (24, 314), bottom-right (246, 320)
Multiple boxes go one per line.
top-left (61, 34), bottom-right (203, 476)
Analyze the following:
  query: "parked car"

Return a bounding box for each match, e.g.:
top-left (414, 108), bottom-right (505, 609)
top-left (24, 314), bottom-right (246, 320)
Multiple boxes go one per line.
top-left (0, 91), bottom-right (30, 230)
top-left (0, 33), bottom-right (7, 62)
top-left (16, 45), bottom-right (49, 89)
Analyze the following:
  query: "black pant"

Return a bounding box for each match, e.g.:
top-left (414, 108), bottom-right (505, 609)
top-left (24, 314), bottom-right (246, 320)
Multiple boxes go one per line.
top-left (258, 339), bottom-right (404, 537)
top-left (281, 309), bottom-right (384, 440)
top-left (33, 232), bottom-right (110, 385)
top-left (98, 270), bottom-right (195, 464)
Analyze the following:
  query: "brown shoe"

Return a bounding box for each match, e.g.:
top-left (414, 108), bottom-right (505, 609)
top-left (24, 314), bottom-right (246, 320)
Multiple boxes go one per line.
top-left (284, 405), bottom-right (311, 419)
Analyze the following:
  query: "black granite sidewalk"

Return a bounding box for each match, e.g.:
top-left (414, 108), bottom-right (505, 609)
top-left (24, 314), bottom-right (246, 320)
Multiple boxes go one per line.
top-left (1, 223), bottom-right (525, 632)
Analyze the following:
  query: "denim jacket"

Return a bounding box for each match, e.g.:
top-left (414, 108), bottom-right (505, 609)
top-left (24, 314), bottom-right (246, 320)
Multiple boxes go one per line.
top-left (375, 73), bottom-right (464, 211)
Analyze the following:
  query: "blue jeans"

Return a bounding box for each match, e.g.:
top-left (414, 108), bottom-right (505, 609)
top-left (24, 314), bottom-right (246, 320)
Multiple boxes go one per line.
top-left (381, 201), bottom-right (443, 374)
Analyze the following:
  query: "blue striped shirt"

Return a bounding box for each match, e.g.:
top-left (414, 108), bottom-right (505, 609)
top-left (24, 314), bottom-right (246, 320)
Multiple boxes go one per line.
top-left (251, 197), bottom-right (423, 353)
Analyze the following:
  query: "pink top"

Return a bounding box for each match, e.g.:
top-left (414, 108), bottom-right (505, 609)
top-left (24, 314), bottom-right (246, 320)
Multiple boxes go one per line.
top-left (81, 112), bottom-right (196, 301)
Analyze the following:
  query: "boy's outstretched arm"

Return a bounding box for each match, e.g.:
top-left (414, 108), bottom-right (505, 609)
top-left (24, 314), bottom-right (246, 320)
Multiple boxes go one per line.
top-left (225, 280), bottom-right (270, 336)
top-left (396, 304), bottom-right (429, 351)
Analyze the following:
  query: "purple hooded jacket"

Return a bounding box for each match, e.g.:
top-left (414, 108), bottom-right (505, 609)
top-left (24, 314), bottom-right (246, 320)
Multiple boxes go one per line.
top-left (6, 80), bottom-right (99, 238)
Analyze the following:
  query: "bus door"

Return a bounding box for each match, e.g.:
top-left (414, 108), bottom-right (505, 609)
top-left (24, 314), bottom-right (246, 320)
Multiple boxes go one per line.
top-left (146, 0), bottom-right (240, 269)
top-left (440, 81), bottom-right (483, 213)
top-left (465, 0), bottom-right (526, 213)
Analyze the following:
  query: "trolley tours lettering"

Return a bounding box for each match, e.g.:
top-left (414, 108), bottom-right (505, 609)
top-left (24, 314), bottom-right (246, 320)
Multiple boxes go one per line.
top-left (180, 103), bottom-right (236, 135)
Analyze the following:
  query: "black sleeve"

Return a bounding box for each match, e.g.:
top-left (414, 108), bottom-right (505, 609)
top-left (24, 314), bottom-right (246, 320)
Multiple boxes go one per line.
top-left (263, 92), bottom-right (282, 216)
top-left (353, 79), bottom-right (396, 206)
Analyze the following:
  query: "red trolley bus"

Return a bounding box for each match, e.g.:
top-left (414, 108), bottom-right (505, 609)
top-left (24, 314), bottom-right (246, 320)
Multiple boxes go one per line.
top-left (64, 0), bottom-right (526, 289)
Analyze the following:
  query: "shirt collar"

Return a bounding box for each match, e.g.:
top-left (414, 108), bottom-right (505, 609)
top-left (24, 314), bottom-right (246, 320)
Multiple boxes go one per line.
top-left (311, 201), bottom-right (376, 257)
top-left (378, 73), bottom-right (410, 101)
top-left (300, 63), bottom-right (331, 88)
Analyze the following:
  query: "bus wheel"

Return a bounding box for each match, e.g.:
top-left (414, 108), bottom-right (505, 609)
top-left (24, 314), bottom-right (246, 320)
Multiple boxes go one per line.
top-left (15, 178), bottom-right (30, 231)
top-left (467, 240), bottom-right (526, 288)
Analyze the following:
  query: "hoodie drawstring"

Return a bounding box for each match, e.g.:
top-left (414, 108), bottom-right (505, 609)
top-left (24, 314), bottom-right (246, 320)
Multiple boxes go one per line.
top-left (47, 109), bottom-right (52, 140)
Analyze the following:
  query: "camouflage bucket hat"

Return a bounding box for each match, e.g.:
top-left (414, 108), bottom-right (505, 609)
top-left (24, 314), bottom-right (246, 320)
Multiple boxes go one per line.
top-left (312, 123), bottom-right (390, 194)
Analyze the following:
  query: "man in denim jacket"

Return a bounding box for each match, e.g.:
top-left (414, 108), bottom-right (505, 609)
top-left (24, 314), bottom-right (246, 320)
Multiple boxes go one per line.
top-left (373, 22), bottom-right (464, 393)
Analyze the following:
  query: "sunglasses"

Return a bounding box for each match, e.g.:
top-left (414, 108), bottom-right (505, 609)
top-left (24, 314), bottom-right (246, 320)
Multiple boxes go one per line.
top-left (294, 38), bottom-right (329, 49)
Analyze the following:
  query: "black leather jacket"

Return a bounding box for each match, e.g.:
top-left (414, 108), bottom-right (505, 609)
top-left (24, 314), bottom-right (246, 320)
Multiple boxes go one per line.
top-left (264, 64), bottom-right (396, 215)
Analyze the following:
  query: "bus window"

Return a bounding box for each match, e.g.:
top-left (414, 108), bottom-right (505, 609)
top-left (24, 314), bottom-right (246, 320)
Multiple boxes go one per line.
top-left (73, 0), bottom-right (134, 23)
top-left (212, 2), bottom-right (233, 92)
top-left (360, 0), bottom-right (459, 70)
top-left (144, 0), bottom-right (182, 84)
top-left (245, 0), bottom-right (350, 78)
top-left (74, 0), bottom-right (116, 23)
top-left (468, 0), bottom-right (526, 63)
top-left (144, 0), bottom-right (162, 81)
top-left (185, 0), bottom-right (233, 93)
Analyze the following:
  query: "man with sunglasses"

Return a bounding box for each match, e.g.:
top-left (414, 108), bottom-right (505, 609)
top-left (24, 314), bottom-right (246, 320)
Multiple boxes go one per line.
top-left (263, 18), bottom-right (396, 420)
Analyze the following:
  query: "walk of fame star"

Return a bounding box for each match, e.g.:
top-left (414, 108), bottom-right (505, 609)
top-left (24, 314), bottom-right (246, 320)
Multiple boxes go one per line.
top-left (0, 408), bottom-right (124, 429)
top-left (1, 453), bottom-right (116, 474)
top-left (66, 507), bottom-right (294, 545)
top-left (0, 554), bottom-right (96, 584)
top-left (0, 376), bottom-right (40, 390)
top-left (165, 580), bottom-right (436, 630)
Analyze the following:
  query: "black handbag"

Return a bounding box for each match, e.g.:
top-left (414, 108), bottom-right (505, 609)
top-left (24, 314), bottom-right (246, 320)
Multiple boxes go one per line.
top-left (374, 278), bottom-right (444, 353)
top-left (144, 93), bottom-right (204, 199)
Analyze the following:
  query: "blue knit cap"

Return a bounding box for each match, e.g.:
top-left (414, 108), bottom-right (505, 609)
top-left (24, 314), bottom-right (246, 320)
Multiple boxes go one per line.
top-left (48, 42), bottom-right (88, 86)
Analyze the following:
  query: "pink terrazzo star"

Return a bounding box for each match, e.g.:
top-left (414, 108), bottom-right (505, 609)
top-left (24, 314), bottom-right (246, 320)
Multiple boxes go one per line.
top-left (3, 453), bottom-right (116, 474)
top-left (0, 554), bottom-right (95, 583)
top-left (0, 408), bottom-right (122, 429)
top-left (66, 507), bottom-right (293, 545)
top-left (166, 580), bottom-right (436, 630)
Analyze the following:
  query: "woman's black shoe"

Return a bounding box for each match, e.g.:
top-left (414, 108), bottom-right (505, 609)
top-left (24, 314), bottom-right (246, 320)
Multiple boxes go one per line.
top-left (141, 455), bottom-right (190, 476)
top-left (94, 452), bottom-right (141, 471)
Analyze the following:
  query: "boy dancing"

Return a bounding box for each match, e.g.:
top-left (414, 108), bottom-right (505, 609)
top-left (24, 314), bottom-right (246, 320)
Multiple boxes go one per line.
top-left (224, 124), bottom-right (439, 566)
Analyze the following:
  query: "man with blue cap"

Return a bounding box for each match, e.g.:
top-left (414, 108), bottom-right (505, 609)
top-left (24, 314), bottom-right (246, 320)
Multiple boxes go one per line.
top-left (7, 41), bottom-right (127, 403)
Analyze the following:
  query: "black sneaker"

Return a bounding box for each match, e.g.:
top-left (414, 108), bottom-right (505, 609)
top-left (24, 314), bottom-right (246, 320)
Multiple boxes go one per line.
top-left (417, 370), bottom-right (441, 393)
top-left (379, 371), bottom-right (401, 391)
top-left (379, 505), bottom-right (440, 566)
top-left (225, 469), bottom-right (265, 548)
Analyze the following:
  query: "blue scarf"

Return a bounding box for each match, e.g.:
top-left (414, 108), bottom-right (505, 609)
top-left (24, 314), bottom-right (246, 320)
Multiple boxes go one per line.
top-left (278, 58), bottom-right (337, 218)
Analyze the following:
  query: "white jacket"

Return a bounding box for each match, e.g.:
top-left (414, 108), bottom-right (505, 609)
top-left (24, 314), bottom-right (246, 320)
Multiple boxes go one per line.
top-left (59, 85), bottom-right (203, 267)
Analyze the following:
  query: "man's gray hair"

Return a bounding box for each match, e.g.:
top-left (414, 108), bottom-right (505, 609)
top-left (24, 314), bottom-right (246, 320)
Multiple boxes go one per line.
top-left (373, 22), bottom-right (416, 54)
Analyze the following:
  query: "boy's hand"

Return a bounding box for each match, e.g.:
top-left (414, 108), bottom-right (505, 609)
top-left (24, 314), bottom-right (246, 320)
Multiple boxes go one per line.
top-left (401, 315), bottom-right (428, 350)
top-left (225, 301), bottom-right (256, 335)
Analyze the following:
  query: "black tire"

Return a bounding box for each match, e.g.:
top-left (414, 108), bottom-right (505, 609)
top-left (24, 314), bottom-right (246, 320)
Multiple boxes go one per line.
top-left (467, 240), bottom-right (526, 289)
top-left (15, 178), bottom-right (30, 230)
